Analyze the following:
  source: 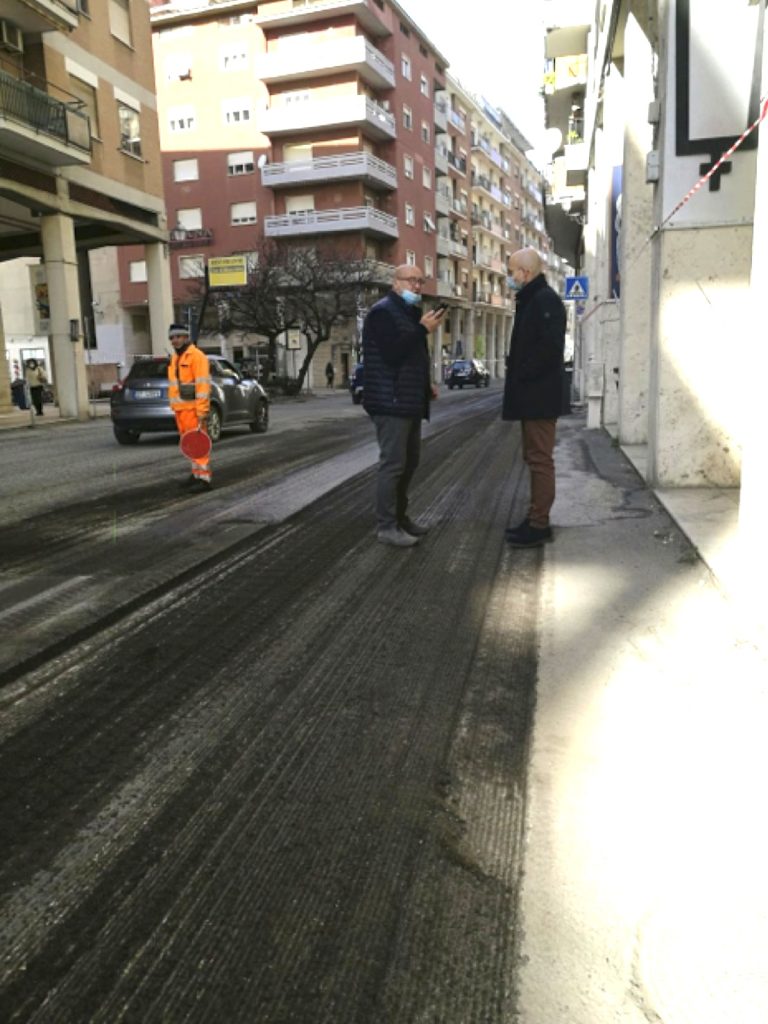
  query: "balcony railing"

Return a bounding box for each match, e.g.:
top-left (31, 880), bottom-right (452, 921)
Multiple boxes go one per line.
top-left (262, 150), bottom-right (396, 190)
top-left (264, 206), bottom-right (398, 239)
top-left (446, 150), bottom-right (467, 175)
top-left (449, 109), bottom-right (466, 133)
top-left (169, 227), bottom-right (214, 248)
top-left (434, 100), bottom-right (448, 132)
top-left (436, 234), bottom-right (452, 257)
top-left (435, 190), bottom-right (451, 216)
top-left (254, 36), bottom-right (394, 90)
top-left (260, 94), bottom-right (395, 140)
top-left (254, 0), bottom-right (389, 37)
top-left (435, 146), bottom-right (449, 175)
top-left (0, 68), bottom-right (90, 166)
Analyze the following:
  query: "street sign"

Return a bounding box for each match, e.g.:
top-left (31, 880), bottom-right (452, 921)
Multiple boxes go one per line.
top-left (208, 255), bottom-right (248, 288)
top-left (564, 275), bottom-right (589, 300)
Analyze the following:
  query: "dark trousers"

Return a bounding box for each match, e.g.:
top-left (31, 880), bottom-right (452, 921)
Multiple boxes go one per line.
top-left (29, 386), bottom-right (44, 415)
top-left (521, 418), bottom-right (557, 527)
top-left (371, 414), bottom-right (422, 529)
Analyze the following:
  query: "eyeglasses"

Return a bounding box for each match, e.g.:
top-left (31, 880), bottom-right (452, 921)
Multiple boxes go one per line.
top-left (396, 276), bottom-right (426, 286)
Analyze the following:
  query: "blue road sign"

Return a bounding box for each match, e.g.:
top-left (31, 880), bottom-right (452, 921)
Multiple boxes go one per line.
top-left (564, 276), bottom-right (589, 300)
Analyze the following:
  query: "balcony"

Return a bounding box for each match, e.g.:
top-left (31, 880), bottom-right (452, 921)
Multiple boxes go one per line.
top-left (9, 0), bottom-right (79, 31)
top-left (254, 0), bottom-right (390, 37)
top-left (254, 36), bottom-right (395, 90)
top-left (434, 146), bottom-right (448, 176)
top-left (451, 197), bottom-right (468, 218)
top-left (446, 150), bottom-right (467, 175)
top-left (262, 150), bottom-right (396, 190)
top-left (169, 227), bottom-right (214, 249)
top-left (264, 206), bottom-right (398, 239)
top-left (0, 68), bottom-right (91, 167)
top-left (435, 189), bottom-right (450, 216)
top-left (564, 140), bottom-right (588, 187)
top-left (436, 233), bottom-right (452, 257)
top-left (450, 238), bottom-right (468, 258)
top-left (260, 94), bottom-right (396, 141)
top-left (434, 100), bottom-right (447, 132)
top-left (448, 108), bottom-right (466, 134)
top-left (436, 278), bottom-right (453, 298)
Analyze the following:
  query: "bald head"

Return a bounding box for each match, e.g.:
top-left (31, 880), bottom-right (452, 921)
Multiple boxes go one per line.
top-left (392, 263), bottom-right (425, 299)
top-left (508, 247), bottom-right (543, 292)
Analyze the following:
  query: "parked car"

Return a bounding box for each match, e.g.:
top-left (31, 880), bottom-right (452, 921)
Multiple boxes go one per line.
top-left (110, 354), bottom-right (269, 445)
top-left (348, 362), bottom-right (364, 404)
top-left (446, 359), bottom-right (491, 389)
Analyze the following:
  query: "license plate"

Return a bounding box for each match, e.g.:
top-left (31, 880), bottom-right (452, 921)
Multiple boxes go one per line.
top-left (132, 389), bottom-right (161, 399)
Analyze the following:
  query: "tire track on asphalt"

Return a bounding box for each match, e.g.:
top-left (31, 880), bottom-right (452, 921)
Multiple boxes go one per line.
top-left (0, 400), bottom-right (537, 1023)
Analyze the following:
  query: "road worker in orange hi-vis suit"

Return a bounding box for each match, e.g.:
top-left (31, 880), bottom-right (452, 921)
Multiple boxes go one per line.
top-left (168, 323), bottom-right (213, 492)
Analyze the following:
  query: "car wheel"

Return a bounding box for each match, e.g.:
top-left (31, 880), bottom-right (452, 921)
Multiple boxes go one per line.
top-left (249, 400), bottom-right (269, 433)
top-left (207, 405), bottom-right (222, 443)
top-left (113, 426), bottom-right (140, 445)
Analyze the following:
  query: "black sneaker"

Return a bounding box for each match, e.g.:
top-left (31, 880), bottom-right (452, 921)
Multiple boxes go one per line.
top-left (505, 517), bottom-right (529, 537)
top-left (179, 474), bottom-right (198, 490)
top-left (188, 478), bottom-right (212, 494)
top-left (505, 522), bottom-right (553, 547)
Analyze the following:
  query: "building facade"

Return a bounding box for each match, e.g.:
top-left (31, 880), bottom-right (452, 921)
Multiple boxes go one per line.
top-left (140, 0), bottom-right (550, 387)
top-left (543, 0), bottom-right (768, 604)
top-left (0, 0), bottom-right (172, 416)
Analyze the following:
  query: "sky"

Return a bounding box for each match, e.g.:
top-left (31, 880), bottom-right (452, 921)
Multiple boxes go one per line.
top-left (396, 0), bottom-right (549, 154)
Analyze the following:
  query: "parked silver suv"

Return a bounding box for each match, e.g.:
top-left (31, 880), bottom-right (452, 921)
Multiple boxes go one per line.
top-left (110, 355), bottom-right (269, 445)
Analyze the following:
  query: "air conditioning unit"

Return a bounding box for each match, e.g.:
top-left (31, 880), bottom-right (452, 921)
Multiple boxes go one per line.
top-left (0, 21), bottom-right (23, 54)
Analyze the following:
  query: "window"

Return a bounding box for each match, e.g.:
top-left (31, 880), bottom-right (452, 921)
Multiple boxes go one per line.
top-left (422, 166), bottom-right (432, 189)
top-left (283, 90), bottom-right (311, 105)
top-left (129, 260), bottom-right (147, 283)
top-left (179, 255), bottom-right (205, 279)
top-left (222, 98), bottom-right (251, 124)
top-left (423, 213), bottom-right (435, 232)
top-left (227, 150), bottom-right (254, 175)
top-left (421, 121), bottom-right (430, 144)
top-left (165, 54), bottom-right (192, 81)
top-left (117, 101), bottom-right (142, 158)
top-left (399, 21), bottom-right (411, 36)
top-left (420, 74), bottom-right (429, 97)
top-left (406, 249), bottom-right (416, 265)
top-left (405, 203), bottom-right (415, 226)
top-left (285, 194), bottom-right (314, 214)
top-left (173, 158), bottom-right (199, 182)
top-left (108, 0), bottom-right (131, 46)
top-left (68, 74), bottom-right (99, 137)
top-left (221, 45), bottom-right (248, 71)
top-left (169, 105), bottom-right (195, 132)
top-left (403, 104), bottom-right (412, 130)
top-left (401, 54), bottom-right (411, 79)
top-left (176, 208), bottom-right (202, 230)
top-left (231, 201), bottom-right (257, 225)
top-left (424, 255), bottom-right (433, 278)
top-left (403, 154), bottom-right (414, 179)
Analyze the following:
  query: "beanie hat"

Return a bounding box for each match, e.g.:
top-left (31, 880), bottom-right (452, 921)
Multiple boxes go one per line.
top-left (168, 323), bottom-right (189, 338)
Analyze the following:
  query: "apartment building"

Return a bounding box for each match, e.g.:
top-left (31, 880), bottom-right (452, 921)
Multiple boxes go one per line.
top-left (141, 0), bottom-right (550, 384)
top-left (0, 0), bottom-right (171, 416)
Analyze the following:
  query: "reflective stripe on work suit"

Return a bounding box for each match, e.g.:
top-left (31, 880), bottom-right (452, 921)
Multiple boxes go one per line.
top-left (168, 344), bottom-right (212, 481)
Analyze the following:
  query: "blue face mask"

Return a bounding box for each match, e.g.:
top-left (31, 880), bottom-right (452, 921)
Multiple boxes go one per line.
top-left (400, 289), bottom-right (422, 305)
top-left (507, 274), bottom-right (522, 291)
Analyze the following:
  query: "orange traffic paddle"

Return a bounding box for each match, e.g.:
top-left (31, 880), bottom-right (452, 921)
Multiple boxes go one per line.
top-left (179, 429), bottom-right (212, 460)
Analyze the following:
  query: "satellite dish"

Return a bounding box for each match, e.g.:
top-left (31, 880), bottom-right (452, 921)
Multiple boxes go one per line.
top-left (257, 154), bottom-right (268, 169)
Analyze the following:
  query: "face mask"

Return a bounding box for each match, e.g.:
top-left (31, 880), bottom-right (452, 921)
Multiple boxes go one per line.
top-left (507, 274), bottom-right (522, 291)
top-left (400, 289), bottom-right (422, 305)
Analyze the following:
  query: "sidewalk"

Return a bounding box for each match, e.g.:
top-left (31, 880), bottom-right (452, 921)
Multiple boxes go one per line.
top-left (517, 415), bottom-right (768, 1023)
top-left (0, 400), bottom-right (111, 431)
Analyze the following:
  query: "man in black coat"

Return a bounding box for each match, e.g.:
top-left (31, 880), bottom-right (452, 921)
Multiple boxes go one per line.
top-left (362, 265), bottom-right (445, 547)
top-left (502, 248), bottom-right (567, 547)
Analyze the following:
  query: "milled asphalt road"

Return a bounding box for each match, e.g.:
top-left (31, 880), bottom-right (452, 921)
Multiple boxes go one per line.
top-left (2, 392), bottom-right (767, 1022)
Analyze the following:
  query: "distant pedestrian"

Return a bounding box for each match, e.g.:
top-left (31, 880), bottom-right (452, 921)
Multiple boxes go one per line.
top-left (167, 323), bottom-right (212, 493)
top-left (502, 247), bottom-right (567, 548)
top-left (24, 358), bottom-right (47, 416)
top-left (362, 264), bottom-right (446, 547)
top-left (325, 361), bottom-right (335, 388)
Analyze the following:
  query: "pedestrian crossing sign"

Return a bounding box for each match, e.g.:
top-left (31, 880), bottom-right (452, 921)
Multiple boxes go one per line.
top-left (564, 276), bottom-right (589, 300)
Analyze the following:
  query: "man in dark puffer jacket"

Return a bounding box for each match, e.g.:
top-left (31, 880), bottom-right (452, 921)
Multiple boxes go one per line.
top-left (502, 247), bottom-right (567, 547)
top-left (362, 265), bottom-right (446, 547)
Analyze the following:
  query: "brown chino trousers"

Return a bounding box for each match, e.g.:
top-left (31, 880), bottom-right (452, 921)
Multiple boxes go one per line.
top-left (521, 418), bottom-right (557, 528)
